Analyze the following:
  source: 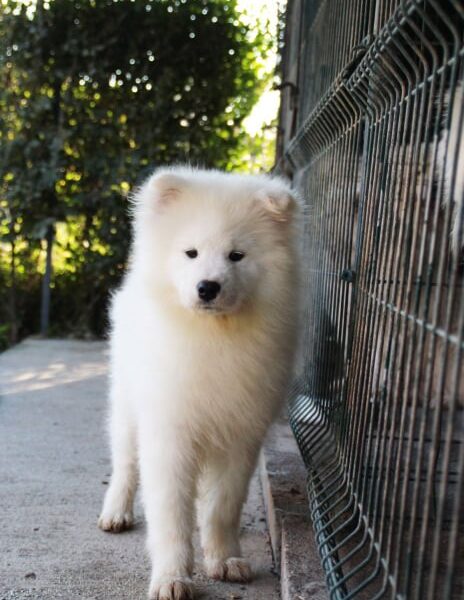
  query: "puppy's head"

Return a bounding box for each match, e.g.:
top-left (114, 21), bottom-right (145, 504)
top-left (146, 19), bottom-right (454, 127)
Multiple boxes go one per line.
top-left (132, 167), bottom-right (298, 316)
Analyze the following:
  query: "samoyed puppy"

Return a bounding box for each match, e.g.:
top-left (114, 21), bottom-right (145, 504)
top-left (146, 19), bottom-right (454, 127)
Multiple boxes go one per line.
top-left (98, 167), bottom-right (300, 600)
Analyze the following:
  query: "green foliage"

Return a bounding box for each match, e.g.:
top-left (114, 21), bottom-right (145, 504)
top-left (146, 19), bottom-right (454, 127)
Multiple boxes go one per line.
top-left (0, 0), bottom-right (274, 344)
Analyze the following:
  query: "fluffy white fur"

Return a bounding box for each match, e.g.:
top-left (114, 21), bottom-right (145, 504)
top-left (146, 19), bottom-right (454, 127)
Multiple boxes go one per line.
top-left (98, 167), bottom-right (300, 600)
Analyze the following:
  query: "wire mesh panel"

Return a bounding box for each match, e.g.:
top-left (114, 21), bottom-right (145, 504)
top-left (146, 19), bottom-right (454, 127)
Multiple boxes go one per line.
top-left (278, 1), bottom-right (464, 598)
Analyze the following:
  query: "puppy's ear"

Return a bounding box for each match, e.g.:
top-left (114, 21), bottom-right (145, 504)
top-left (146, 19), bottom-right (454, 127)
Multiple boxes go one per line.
top-left (147, 171), bottom-right (185, 209)
top-left (254, 180), bottom-right (298, 223)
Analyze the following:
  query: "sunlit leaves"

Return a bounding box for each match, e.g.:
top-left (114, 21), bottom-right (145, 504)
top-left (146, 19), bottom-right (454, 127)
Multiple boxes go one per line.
top-left (0, 0), bottom-right (273, 340)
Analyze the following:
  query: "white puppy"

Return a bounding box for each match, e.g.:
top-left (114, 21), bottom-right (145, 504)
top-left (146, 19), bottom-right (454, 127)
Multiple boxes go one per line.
top-left (98, 167), bottom-right (300, 600)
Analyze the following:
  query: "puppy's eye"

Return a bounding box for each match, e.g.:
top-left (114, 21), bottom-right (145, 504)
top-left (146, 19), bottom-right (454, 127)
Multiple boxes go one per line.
top-left (229, 250), bottom-right (245, 262)
top-left (185, 249), bottom-right (198, 259)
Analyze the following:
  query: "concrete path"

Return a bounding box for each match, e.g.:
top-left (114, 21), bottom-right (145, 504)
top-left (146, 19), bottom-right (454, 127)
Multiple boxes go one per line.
top-left (0, 339), bottom-right (279, 600)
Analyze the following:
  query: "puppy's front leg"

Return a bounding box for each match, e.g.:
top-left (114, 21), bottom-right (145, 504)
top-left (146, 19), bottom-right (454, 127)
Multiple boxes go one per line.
top-left (98, 381), bottom-right (137, 533)
top-left (139, 426), bottom-right (196, 600)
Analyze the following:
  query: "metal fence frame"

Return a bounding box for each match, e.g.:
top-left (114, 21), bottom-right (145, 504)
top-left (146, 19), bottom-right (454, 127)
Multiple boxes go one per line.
top-left (277, 1), bottom-right (464, 598)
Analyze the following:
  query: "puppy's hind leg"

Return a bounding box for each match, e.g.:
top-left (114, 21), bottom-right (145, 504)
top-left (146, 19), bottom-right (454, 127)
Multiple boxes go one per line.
top-left (198, 447), bottom-right (259, 583)
top-left (98, 382), bottom-right (137, 533)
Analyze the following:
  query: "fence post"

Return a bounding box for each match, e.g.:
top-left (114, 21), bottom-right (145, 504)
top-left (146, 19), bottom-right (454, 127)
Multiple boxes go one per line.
top-left (40, 223), bottom-right (54, 336)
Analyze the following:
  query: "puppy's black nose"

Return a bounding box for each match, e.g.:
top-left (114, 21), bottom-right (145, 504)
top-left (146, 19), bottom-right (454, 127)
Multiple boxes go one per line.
top-left (197, 280), bottom-right (221, 302)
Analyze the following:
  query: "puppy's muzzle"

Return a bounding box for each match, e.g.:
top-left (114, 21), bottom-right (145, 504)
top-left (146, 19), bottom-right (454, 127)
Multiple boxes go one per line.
top-left (197, 280), bottom-right (221, 303)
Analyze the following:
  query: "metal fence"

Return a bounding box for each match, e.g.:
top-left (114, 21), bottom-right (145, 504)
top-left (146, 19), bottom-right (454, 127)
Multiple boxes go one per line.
top-left (277, 1), bottom-right (464, 598)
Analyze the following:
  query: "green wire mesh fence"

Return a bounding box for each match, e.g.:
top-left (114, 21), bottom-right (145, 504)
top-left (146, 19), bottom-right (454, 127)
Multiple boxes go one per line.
top-left (278, 1), bottom-right (464, 598)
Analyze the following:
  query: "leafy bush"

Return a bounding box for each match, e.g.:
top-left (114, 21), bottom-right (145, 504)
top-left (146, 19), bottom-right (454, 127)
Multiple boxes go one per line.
top-left (0, 0), bottom-right (275, 346)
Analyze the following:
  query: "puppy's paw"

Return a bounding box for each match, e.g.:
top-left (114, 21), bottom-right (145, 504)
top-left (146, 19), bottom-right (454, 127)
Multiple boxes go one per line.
top-left (149, 578), bottom-right (194, 600)
top-left (98, 510), bottom-right (133, 533)
top-left (205, 557), bottom-right (252, 583)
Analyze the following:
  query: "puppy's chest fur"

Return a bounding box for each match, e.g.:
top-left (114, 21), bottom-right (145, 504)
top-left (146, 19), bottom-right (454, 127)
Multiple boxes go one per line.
top-left (114, 291), bottom-right (293, 442)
